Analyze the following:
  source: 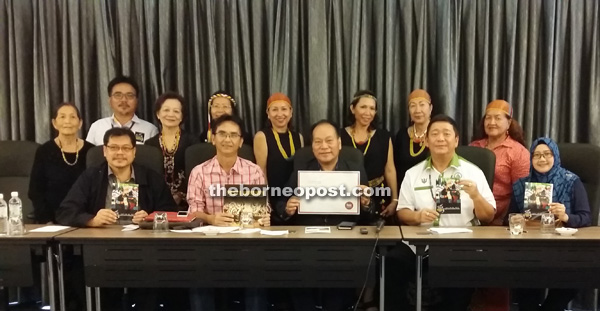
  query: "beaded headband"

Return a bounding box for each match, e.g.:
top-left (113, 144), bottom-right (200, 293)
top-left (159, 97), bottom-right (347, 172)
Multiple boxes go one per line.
top-left (208, 93), bottom-right (236, 107)
top-left (352, 94), bottom-right (377, 104)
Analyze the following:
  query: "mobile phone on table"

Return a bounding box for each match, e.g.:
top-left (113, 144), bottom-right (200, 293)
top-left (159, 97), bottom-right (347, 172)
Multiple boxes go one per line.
top-left (337, 221), bottom-right (356, 230)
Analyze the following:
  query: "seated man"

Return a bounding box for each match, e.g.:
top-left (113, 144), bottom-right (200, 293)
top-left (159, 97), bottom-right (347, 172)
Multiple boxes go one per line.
top-left (57, 127), bottom-right (176, 227)
top-left (278, 119), bottom-right (372, 225)
top-left (277, 120), bottom-right (373, 311)
top-left (187, 114), bottom-right (270, 311)
top-left (395, 114), bottom-right (496, 311)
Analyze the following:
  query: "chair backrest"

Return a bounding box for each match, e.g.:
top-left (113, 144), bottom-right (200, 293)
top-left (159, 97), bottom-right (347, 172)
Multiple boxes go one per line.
top-left (86, 145), bottom-right (165, 175)
top-left (557, 143), bottom-right (600, 226)
top-left (293, 146), bottom-right (365, 171)
top-left (0, 140), bottom-right (40, 223)
top-left (456, 145), bottom-right (496, 190)
top-left (185, 143), bottom-right (256, 178)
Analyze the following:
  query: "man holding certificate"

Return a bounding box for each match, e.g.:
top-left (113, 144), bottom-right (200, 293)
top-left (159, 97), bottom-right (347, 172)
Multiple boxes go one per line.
top-left (278, 120), bottom-right (373, 226)
top-left (275, 120), bottom-right (373, 311)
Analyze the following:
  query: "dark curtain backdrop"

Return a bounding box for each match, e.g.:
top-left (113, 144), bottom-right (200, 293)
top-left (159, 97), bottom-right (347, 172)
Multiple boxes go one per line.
top-left (1, 0), bottom-right (599, 146)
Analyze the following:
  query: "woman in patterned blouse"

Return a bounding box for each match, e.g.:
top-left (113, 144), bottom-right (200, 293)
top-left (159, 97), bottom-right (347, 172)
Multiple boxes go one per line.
top-left (146, 92), bottom-right (198, 210)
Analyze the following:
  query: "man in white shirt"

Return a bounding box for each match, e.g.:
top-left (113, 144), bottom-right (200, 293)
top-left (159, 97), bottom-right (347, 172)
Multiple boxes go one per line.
top-left (397, 114), bottom-right (496, 227)
top-left (394, 114), bottom-right (496, 311)
top-left (86, 76), bottom-right (158, 145)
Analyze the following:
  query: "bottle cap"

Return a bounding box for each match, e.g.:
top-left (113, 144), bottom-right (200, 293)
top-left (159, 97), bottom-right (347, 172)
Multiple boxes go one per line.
top-left (11, 191), bottom-right (18, 197)
top-left (0, 194), bottom-right (3, 200)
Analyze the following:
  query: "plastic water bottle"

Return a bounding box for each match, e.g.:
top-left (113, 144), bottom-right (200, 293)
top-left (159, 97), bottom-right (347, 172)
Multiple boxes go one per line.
top-left (0, 193), bottom-right (7, 236)
top-left (8, 191), bottom-right (24, 236)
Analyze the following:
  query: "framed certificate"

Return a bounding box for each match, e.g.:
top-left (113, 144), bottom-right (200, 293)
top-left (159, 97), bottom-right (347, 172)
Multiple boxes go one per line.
top-left (297, 171), bottom-right (361, 215)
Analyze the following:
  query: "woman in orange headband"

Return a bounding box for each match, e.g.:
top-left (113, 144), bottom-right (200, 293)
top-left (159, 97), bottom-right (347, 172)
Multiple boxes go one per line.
top-left (253, 92), bottom-right (304, 224)
top-left (469, 99), bottom-right (529, 311)
top-left (394, 89), bottom-right (432, 187)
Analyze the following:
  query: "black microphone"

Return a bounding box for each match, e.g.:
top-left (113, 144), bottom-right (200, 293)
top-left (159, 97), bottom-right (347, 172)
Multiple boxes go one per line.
top-left (375, 218), bottom-right (385, 233)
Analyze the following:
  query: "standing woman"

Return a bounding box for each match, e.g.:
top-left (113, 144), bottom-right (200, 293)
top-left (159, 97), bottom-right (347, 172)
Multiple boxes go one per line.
top-left (254, 93), bottom-right (304, 224)
top-left (470, 100), bottom-right (530, 225)
top-left (340, 90), bottom-right (398, 220)
top-left (29, 102), bottom-right (94, 223)
top-left (468, 100), bottom-right (530, 311)
top-left (393, 89), bottom-right (432, 186)
top-left (199, 90), bottom-right (253, 145)
top-left (146, 92), bottom-right (199, 210)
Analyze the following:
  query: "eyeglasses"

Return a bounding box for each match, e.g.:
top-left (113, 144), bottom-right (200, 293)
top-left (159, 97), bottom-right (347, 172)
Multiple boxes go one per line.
top-left (106, 145), bottom-right (135, 152)
top-left (215, 132), bottom-right (241, 139)
top-left (212, 104), bottom-right (232, 110)
top-left (532, 151), bottom-right (554, 160)
top-left (111, 92), bottom-right (137, 100)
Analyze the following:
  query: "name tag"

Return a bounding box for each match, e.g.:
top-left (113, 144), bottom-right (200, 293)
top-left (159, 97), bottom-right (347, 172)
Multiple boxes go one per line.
top-left (135, 132), bottom-right (145, 143)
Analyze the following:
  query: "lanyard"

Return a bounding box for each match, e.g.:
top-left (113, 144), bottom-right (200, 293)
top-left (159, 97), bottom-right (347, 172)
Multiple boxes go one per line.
top-left (272, 128), bottom-right (295, 159)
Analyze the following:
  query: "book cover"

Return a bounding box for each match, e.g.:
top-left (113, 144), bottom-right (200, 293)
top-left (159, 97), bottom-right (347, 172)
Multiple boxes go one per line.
top-left (110, 182), bottom-right (139, 219)
top-left (524, 182), bottom-right (553, 215)
top-left (433, 175), bottom-right (461, 214)
top-left (222, 184), bottom-right (269, 227)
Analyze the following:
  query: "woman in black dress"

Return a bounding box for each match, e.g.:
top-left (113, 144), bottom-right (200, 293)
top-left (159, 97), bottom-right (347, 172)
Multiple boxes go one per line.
top-left (146, 92), bottom-right (198, 210)
top-left (340, 90), bottom-right (399, 222)
top-left (199, 90), bottom-right (253, 146)
top-left (394, 89), bottom-right (432, 186)
top-left (29, 102), bottom-right (94, 223)
top-left (253, 92), bottom-right (304, 224)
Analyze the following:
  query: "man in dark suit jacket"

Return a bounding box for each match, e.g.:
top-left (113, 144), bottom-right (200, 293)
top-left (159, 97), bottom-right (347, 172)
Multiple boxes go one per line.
top-left (276, 120), bottom-right (372, 311)
top-left (276, 120), bottom-right (372, 226)
top-left (57, 127), bottom-right (176, 227)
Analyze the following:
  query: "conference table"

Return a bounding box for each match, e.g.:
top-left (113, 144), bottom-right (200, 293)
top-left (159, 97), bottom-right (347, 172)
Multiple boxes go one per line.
top-left (55, 225), bottom-right (401, 311)
top-left (0, 224), bottom-right (76, 311)
top-left (401, 225), bottom-right (600, 311)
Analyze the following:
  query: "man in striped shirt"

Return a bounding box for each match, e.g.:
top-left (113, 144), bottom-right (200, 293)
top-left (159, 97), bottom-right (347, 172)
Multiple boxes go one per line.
top-left (187, 114), bottom-right (269, 226)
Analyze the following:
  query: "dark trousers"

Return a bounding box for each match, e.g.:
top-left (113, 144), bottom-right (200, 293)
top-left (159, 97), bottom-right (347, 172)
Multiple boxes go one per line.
top-left (516, 288), bottom-right (578, 311)
top-left (290, 288), bottom-right (354, 311)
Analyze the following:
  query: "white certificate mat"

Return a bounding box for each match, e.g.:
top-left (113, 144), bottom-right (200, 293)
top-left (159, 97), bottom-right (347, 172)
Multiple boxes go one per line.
top-left (297, 170), bottom-right (361, 215)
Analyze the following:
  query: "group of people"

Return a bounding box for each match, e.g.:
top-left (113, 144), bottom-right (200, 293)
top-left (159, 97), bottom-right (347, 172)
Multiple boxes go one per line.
top-left (25, 75), bottom-right (593, 311)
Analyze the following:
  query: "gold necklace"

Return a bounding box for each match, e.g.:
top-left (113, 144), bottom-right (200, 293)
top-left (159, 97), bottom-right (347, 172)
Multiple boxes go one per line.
top-left (272, 128), bottom-right (295, 159)
top-left (409, 137), bottom-right (426, 157)
top-left (350, 127), bottom-right (372, 155)
top-left (58, 138), bottom-right (79, 166)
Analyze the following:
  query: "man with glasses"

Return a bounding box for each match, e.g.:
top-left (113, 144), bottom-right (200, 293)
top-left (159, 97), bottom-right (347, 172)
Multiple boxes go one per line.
top-left (187, 115), bottom-right (269, 311)
top-left (57, 127), bottom-right (176, 227)
top-left (188, 114), bottom-right (269, 226)
top-left (86, 76), bottom-right (158, 145)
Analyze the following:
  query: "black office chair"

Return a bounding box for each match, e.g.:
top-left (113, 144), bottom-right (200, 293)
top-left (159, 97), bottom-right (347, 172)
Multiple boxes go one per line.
top-left (0, 140), bottom-right (40, 224)
top-left (557, 143), bottom-right (600, 311)
top-left (86, 145), bottom-right (165, 175)
top-left (0, 140), bottom-right (42, 305)
top-left (293, 146), bottom-right (364, 171)
top-left (456, 146), bottom-right (496, 190)
top-left (185, 143), bottom-right (255, 178)
top-left (558, 143), bottom-right (600, 226)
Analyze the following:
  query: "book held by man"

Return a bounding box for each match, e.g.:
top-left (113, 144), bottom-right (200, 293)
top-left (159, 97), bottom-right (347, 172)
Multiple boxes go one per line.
top-left (222, 184), bottom-right (269, 227)
top-left (110, 182), bottom-right (139, 220)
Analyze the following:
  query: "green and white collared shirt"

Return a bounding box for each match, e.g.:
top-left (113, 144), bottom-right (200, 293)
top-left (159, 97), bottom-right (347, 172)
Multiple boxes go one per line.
top-left (397, 153), bottom-right (496, 227)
